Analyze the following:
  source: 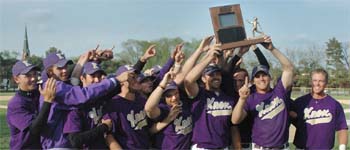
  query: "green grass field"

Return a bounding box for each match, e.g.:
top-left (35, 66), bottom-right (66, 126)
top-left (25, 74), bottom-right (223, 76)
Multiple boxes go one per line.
top-left (0, 108), bottom-right (9, 149)
top-left (0, 92), bottom-right (349, 149)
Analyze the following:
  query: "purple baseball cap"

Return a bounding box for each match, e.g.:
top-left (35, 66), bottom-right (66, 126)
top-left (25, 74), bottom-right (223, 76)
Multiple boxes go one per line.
top-left (151, 65), bottom-right (161, 75)
top-left (137, 73), bottom-right (155, 83)
top-left (12, 60), bottom-right (40, 76)
top-left (115, 65), bottom-right (136, 77)
top-left (43, 52), bottom-right (73, 69)
top-left (202, 63), bottom-right (221, 75)
top-left (251, 65), bottom-right (270, 80)
top-left (163, 81), bottom-right (178, 93)
top-left (83, 62), bottom-right (106, 75)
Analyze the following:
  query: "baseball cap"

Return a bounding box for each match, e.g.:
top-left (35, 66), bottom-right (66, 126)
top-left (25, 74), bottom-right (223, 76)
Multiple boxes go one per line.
top-left (83, 62), bottom-right (106, 75)
top-left (115, 65), bottom-right (136, 77)
top-left (137, 73), bottom-right (156, 83)
top-left (202, 63), bottom-right (221, 75)
top-left (12, 60), bottom-right (40, 76)
top-left (163, 81), bottom-right (178, 93)
top-left (151, 65), bottom-right (161, 75)
top-left (251, 65), bottom-right (270, 80)
top-left (43, 52), bottom-right (73, 69)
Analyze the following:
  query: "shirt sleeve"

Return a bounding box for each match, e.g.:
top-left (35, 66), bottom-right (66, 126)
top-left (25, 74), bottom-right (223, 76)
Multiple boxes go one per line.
top-left (47, 79), bottom-right (116, 106)
top-left (153, 58), bottom-right (175, 87)
top-left (63, 109), bottom-right (83, 134)
top-left (7, 101), bottom-right (35, 131)
top-left (335, 102), bottom-right (348, 131)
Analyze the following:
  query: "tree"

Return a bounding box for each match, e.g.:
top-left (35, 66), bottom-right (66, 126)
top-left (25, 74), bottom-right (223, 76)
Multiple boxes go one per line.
top-left (325, 38), bottom-right (349, 87)
top-left (0, 50), bottom-right (19, 90)
top-left (114, 37), bottom-right (200, 71)
top-left (45, 47), bottom-right (62, 57)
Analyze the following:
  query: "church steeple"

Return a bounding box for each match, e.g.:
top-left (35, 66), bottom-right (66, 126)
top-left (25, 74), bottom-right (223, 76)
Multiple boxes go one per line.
top-left (22, 25), bottom-right (30, 60)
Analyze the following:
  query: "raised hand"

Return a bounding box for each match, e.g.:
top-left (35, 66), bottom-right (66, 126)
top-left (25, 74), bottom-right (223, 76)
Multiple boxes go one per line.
top-left (261, 36), bottom-right (275, 50)
top-left (174, 44), bottom-right (185, 64)
top-left (207, 43), bottom-right (222, 58)
top-left (159, 72), bottom-right (173, 88)
top-left (171, 43), bottom-right (183, 59)
top-left (238, 77), bottom-right (250, 99)
top-left (141, 45), bottom-right (156, 62)
top-left (237, 46), bottom-right (250, 57)
top-left (39, 78), bottom-right (57, 103)
top-left (198, 36), bottom-right (214, 52)
top-left (165, 105), bottom-right (182, 122)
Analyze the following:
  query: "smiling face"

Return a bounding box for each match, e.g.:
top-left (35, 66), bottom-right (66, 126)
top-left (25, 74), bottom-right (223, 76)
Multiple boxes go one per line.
top-left (311, 72), bottom-right (327, 95)
top-left (202, 71), bottom-right (222, 91)
top-left (48, 65), bottom-right (69, 81)
top-left (14, 70), bottom-right (38, 91)
top-left (253, 71), bottom-right (271, 93)
top-left (81, 71), bottom-right (105, 87)
top-left (164, 89), bottom-right (180, 107)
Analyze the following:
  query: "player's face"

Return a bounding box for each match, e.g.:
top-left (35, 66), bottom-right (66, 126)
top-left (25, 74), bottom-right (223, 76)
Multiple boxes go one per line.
top-left (203, 71), bottom-right (222, 91)
top-left (253, 72), bottom-right (271, 91)
top-left (14, 70), bottom-right (38, 91)
top-left (127, 72), bottom-right (141, 92)
top-left (140, 78), bottom-right (153, 94)
top-left (311, 73), bottom-right (327, 95)
top-left (52, 65), bottom-right (69, 81)
top-left (164, 89), bottom-right (180, 107)
top-left (81, 71), bottom-right (105, 87)
top-left (233, 71), bottom-right (248, 92)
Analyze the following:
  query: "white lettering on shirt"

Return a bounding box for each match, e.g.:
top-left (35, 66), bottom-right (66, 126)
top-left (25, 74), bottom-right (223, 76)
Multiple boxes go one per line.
top-left (304, 107), bottom-right (332, 125)
top-left (206, 97), bottom-right (232, 117)
top-left (174, 115), bottom-right (192, 135)
top-left (256, 97), bottom-right (285, 120)
top-left (127, 110), bottom-right (148, 130)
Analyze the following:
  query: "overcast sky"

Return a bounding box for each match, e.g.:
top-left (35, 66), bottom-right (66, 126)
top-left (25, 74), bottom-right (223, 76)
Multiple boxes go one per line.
top-left (1, 0), bottom-right (349, 57)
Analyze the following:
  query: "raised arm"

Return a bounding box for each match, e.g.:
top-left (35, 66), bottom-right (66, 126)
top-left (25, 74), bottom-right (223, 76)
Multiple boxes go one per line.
top-left (231, 77), bottom-right (249, 124)
top-left (184, 44), bottom-right (221, 98)
top-left (144, 72), bottom-right (172, 119)
top-left (174, 36), bottom-right (213, 84)
top-left (133, 45), bottom-right (156, 74)
top-left (251, 45), bottom-right (270, 69)
top-left (261, 36), bottom-right (294, 90)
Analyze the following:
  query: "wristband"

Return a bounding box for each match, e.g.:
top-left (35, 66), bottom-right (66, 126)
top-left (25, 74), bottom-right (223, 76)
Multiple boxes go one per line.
top-left (174, 63), bottom-right (181, 67)
top-left (339, 144), bottom-right (346, 150)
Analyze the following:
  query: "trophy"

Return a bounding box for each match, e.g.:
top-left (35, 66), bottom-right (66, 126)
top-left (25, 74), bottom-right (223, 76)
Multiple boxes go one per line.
top-left (209, 4), bottom-right (264, 50)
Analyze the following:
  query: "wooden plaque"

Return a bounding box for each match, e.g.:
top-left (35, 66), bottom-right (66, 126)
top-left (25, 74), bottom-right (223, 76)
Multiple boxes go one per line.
top-left (210, 4), bottom-right (264, 49)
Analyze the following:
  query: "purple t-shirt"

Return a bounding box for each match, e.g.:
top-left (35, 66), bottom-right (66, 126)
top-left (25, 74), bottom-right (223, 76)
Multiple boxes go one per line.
top-left (154, 99), bottom-right (193, 149)
top-left (244, 80), bottom-right (289, 147)
top-left (6, 91), bottom-right (40, 150)
top-left (40, 79), bottom-right (116, 149)
top-left (293, 94), bottom-right (348, 149)
top-left (63, 105), bottom-right (108, 149)
top-left (103, 94), bottom-right (151, 149)
top-left (191, 88), bottom-right (235, 149)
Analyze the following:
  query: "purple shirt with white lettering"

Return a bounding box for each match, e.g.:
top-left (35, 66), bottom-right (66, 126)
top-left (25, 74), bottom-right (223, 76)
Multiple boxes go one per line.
top-left (40, 79), bottom-right (116, 149)
top-left (103, 94), bottom-right (151, 149)
top-left (244, 80), bottom-right (290, 147)
top-left (7, 91), bottom-right (40, 150)
top-left (191, 88), bottom-right (235, 149)
top-left (63, 104), bottom-right (108, 149)
top-left (155, 99), bottom-right (193, 149)
top-left (293, 94), bottom-right (348, 149)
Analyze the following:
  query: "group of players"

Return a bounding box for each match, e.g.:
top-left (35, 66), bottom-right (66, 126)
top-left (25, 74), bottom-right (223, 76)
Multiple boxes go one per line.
top-left (6, 35), bottom-right (348, 150)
